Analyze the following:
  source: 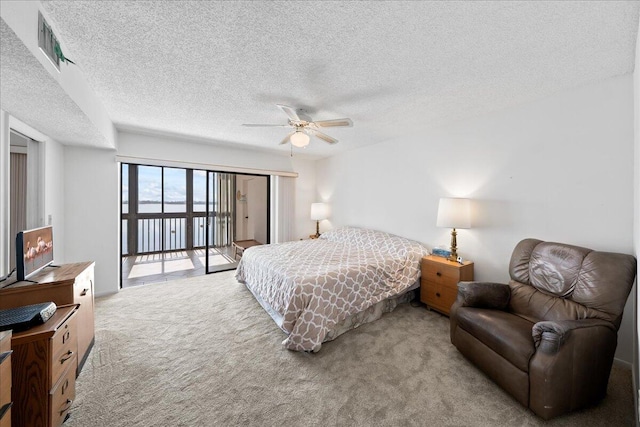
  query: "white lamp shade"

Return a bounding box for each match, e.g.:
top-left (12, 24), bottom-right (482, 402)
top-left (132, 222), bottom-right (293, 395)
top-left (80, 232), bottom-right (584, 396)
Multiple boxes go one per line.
top-left (290, 131), bottom-right (310, 147)
top-left (310, 203), bottom-right (329, 220)
top-left (436, 198), bottom-right (471, 229)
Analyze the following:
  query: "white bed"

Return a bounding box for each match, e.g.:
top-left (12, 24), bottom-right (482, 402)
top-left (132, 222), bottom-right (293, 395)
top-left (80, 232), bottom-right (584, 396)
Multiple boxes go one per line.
top-left (235, 227), bottom-right (429, 352)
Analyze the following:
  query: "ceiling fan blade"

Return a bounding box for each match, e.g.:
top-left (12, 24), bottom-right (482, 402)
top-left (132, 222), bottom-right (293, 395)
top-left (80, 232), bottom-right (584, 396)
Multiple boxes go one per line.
top-left (242, 124), bottom-right (291, 127)
top-left (308, 129), bottom-right (338, 145)
top-left (313, 118), bottom-right (353, 128)
top-left (276, 104), bottom-right (300, 122)
top-left (280, 131), bottom-right (295, 145)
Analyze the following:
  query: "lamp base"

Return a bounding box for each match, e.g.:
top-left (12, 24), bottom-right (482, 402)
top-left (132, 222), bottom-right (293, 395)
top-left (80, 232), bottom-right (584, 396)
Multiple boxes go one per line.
top-left (448, 228), bottom-right (458, 262)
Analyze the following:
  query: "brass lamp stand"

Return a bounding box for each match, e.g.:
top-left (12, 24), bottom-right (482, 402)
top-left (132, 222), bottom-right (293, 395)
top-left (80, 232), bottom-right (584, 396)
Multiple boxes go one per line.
top-left (310, 220), bottom-right (321, 239)
top-left (310, 202), bottom-right (328, 239)
top-left (448, 228), bottom-right (458, 262)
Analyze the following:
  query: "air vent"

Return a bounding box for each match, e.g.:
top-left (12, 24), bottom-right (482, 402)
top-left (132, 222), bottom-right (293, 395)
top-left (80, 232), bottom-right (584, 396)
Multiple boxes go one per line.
top-left (38, 12), bottom-right (60, 69)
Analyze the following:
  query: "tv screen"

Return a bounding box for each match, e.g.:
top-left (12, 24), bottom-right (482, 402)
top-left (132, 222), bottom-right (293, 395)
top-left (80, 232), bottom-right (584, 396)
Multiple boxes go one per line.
top-left (16, 225), bottom-right (54, 281)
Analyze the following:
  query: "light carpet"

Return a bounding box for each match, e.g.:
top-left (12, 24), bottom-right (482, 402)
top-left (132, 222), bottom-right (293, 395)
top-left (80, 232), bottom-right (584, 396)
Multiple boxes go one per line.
top-left (67, 271), bottom-right (634, 426)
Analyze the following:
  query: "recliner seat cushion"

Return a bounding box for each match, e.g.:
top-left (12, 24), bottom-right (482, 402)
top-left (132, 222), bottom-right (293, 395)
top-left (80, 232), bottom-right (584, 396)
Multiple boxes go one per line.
top-left (455, 307), bottom-right (535, 372)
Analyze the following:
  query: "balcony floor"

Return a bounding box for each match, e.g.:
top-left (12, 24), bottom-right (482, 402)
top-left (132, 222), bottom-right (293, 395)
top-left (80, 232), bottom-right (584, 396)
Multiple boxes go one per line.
top-left (121, 246), bottom-right (238, 288)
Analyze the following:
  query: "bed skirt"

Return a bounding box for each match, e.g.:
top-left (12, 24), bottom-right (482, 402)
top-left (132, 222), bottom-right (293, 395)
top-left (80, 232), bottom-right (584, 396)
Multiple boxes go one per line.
top-left (245, 279), bottom-right (419, 349)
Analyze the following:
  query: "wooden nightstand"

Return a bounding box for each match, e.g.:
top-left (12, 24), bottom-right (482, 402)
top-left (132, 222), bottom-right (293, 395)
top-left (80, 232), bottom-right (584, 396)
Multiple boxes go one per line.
top-left (420, 255), bottom-right (474, 316)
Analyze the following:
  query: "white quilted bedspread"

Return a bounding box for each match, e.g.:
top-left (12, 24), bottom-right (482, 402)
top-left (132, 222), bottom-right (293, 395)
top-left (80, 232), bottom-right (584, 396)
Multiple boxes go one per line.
top-left (235, 227), bottom-right (428, 352)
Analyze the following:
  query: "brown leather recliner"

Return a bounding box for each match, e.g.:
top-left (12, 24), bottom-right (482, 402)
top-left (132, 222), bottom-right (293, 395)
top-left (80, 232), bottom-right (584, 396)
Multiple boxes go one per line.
top-left (450, 238), bottom-right (637, 420)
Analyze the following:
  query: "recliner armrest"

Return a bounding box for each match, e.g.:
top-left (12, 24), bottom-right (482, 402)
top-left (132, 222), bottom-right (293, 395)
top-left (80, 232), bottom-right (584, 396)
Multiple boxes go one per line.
top-left (456, 281), bottom-right (510, 310)
top-left (532, 319), bottom-right (616, 354)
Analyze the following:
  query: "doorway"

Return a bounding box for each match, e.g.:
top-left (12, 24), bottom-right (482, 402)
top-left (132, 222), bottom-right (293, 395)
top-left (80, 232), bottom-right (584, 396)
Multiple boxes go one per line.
top-left (9, 130), bottom-right (43, 272)
top-left (204, 173), bottom-right (269, 273)
top-left (120, 163), bottom-right (269, 287)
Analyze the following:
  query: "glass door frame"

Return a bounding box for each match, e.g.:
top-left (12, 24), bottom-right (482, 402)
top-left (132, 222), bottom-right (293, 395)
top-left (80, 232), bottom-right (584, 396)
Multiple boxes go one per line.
top-left (205, 171), bottom-right (270, 274)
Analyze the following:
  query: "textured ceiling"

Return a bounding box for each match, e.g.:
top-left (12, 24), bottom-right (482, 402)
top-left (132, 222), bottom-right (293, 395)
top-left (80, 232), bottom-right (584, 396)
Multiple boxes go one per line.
top-left (0, 19), bottom-right (110, 148)
top-left (9, 1), bottom-right (640, 157)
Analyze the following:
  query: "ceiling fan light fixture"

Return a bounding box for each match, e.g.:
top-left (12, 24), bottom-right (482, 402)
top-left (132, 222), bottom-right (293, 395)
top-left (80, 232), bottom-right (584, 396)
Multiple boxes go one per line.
top-left (290, 130), bottom-right (310, 147)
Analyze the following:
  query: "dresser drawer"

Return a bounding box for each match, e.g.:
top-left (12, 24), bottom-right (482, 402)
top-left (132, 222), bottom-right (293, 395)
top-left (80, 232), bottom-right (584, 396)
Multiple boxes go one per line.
top-left (0, 351), bottom-right (10, 412)
top-left (49, 357), bottom-right (76, 427)
top-left (0, 406), bottom-right (10, 427)
top-left (0, 330), bottom-right (11, 426)
top-left (51, 313), bottom-right (78, 386)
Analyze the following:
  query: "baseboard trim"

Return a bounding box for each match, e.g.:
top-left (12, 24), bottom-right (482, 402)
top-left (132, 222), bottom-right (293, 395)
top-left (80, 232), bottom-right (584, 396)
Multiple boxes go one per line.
top-left (633, 360), bottom-right (638, 427)
top-left (614, 358), bottom-right (633, 370)
top-left (95, 289), bottom-right (118, 298)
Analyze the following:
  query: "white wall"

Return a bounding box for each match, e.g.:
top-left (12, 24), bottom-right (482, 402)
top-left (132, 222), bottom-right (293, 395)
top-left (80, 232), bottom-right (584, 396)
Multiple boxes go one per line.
top-left (0, 111), bottom-right (9, 275)
top-left (247, 177), bottom-right (268, 244)
top-left (63, 146), bottom-right (119, 296)
top-left (633, 13), bottom-right (640, 422)
top-left (317, 75), bottom-right (636, 363)
top-left (290, 157), bottom-right (317, 240)
top-left (43, 136), bottom-right (66, 265)
top-left (117, 131), bottom-right (295, 174)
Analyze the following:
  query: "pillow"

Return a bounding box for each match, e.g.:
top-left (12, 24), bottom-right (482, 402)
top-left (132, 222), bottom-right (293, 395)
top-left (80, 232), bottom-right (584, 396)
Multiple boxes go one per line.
top-left (320, 226), bottom-right (428, 259)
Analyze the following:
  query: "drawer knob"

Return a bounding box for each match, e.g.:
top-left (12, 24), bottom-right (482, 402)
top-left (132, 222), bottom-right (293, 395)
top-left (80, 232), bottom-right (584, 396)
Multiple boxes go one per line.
top-left (60, 350), bottom-right (74, 364)
top-left (62, 330), bottom-right (70, 344)
top-left (436, 272), bottom-right (442, 277)
top-left (60, 399), bottom-right (73, 415)
top-left (80, 288), bottom-right (89, 296)
top-left (436, 292), bottom-right (441, 297)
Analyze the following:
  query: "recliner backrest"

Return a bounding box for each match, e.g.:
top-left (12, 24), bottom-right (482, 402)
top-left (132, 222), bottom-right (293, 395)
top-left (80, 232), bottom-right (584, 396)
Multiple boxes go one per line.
top-left (507, 239), bottom-right (636, 329)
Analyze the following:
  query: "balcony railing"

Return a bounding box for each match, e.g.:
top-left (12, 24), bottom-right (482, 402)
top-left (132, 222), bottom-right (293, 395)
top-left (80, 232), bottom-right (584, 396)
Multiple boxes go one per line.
top-left (122, 213), bottom-right (233, 256)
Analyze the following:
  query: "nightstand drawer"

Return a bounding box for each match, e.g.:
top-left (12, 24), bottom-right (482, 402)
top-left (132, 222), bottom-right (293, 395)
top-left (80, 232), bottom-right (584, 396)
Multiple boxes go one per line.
top-left (422, 263), bottom-right (461, 285)
top-left (421, 281), bottom-right (458, 312)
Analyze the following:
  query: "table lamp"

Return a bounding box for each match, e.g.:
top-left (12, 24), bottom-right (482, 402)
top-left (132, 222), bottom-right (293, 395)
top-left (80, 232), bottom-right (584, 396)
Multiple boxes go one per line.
top-left (436, 198), bottom-right (471, 262)
top-left (310, 203), bottom-right (328, 238)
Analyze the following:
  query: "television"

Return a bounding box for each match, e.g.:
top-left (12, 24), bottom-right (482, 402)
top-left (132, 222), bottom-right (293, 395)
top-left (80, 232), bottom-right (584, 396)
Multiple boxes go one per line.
top-left (16, 225), bottom-right (54, 282)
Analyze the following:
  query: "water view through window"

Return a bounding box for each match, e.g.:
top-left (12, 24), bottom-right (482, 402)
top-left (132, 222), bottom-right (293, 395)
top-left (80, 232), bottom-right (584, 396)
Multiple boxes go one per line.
top-left (121, 163), bottom-right (269, 288)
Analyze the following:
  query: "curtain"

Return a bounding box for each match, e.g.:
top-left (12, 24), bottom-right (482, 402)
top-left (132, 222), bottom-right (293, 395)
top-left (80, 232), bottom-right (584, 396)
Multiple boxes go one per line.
top-left (273, 176), bottom-right (294, 243)
top-left (213, 173), bottom-right (235, 247)
top-left (10, 152), bottom-right (27, 270)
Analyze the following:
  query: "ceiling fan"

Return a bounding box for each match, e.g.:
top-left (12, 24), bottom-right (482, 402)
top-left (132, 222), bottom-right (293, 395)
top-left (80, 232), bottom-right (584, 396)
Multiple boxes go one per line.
top-left (242, 104), bottom-right (353, 147)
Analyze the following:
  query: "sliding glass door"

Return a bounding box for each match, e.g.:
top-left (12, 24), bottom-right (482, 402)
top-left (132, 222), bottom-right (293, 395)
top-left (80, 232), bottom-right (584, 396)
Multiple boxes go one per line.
top-left (120, 163), bottom-right (270, 286)
top-left (204, 172), bottom-right (270, 273)
top-left (205, 172), bottom-right (237, 273)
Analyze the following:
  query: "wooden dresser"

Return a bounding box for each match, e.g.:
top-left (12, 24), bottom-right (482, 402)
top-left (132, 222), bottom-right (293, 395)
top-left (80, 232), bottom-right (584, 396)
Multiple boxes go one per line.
top-left (0, 262), bottom-right (95, 374)
top-left (420, 255), bottom-right (474, 316)
top-left (11, 305), bottom-right (78, 427)
top-left (0, 331), bottom-right (12, 427)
